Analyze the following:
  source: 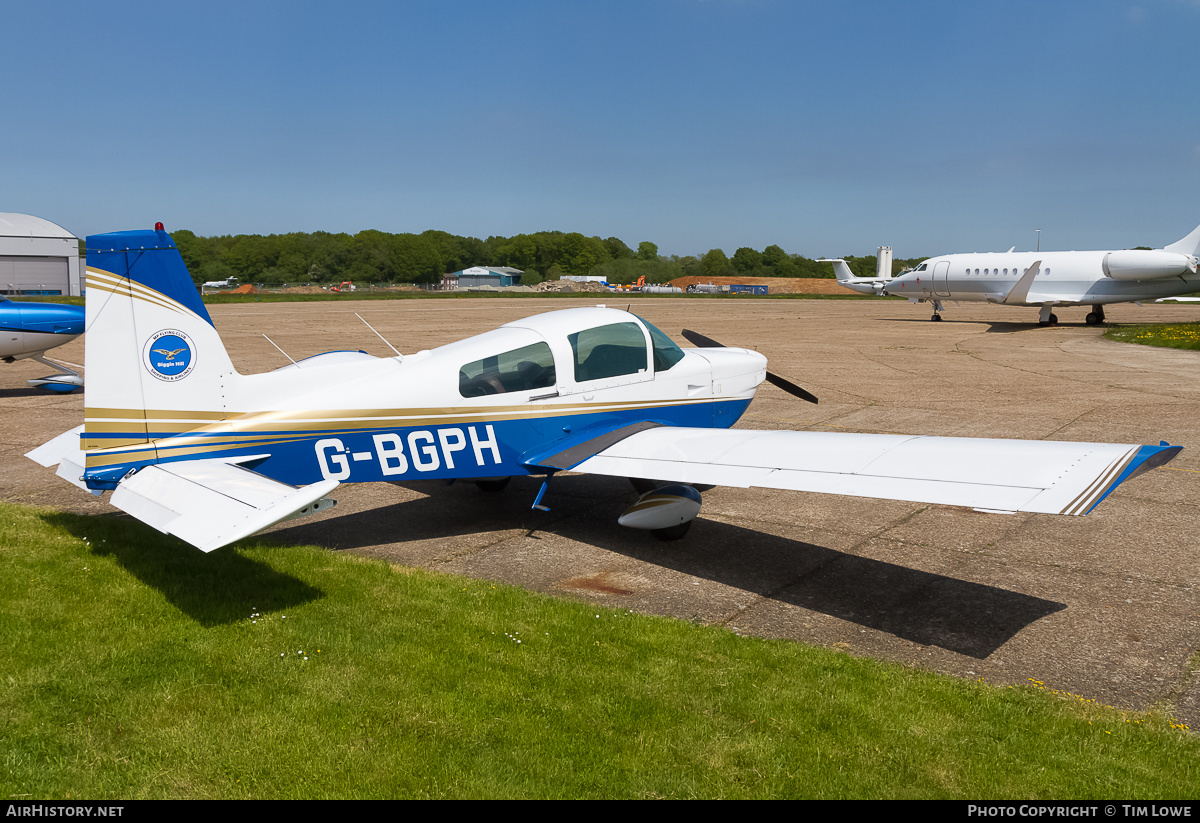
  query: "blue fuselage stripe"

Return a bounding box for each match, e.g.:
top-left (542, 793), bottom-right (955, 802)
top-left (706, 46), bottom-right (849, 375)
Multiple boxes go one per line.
top-left (83, 399), bottom-right (753, 487)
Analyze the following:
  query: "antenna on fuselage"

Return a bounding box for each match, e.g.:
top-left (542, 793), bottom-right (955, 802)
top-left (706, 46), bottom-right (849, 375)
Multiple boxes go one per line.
top-left (263, 334), bottom-right (296, 364)
top-left (1036, 229), bottom-right (1041, 252)
top-left (356, 313), bottom-right (403, 358)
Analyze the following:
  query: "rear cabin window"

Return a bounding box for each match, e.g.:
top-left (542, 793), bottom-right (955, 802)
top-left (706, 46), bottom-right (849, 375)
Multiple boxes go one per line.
top-left (569, 322), bottom-right (649, 382)
top-left (459, 341), bottom-right (556, 397)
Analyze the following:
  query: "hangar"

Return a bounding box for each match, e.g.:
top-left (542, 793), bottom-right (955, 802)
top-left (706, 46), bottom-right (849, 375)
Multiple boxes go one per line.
top-left (455, 265), bottom-right (524, 288)
top-left (0, 213), bottom-right (82, 296)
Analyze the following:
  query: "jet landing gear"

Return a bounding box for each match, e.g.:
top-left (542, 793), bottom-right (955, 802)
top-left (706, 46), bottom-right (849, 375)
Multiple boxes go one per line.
top-left (1038, 306), bottom-right (1059, 327)
top-left (930, 300), bottom-right (944, 322)
top-left (1085, 305), bottom-right (1106, 326)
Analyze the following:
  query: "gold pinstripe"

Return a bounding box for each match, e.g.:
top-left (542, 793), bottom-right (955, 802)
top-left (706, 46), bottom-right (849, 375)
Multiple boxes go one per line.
top-left (85, 267), bottom-right (203, 320)
top-left (80, 397), bottom-right (739, 468)
top-left (1060, 448), bottom-right (1137, 515)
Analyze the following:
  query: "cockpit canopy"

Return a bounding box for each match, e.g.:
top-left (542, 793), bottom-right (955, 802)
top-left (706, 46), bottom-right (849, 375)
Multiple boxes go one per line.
top-left (457, 309), bottom-right (685, 398)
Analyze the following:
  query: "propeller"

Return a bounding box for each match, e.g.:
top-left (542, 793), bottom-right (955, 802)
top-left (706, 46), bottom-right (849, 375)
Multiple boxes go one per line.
top-left (681, 329), bottom-right (818, 404)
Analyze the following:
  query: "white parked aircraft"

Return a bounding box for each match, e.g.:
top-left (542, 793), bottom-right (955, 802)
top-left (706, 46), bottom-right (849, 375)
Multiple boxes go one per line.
top-left (27, 225), bottom-right (1181, 553)
top-left (825, 222), bottom-right (1200, 325)
top-left (819, 258), bottom-right (893, 297)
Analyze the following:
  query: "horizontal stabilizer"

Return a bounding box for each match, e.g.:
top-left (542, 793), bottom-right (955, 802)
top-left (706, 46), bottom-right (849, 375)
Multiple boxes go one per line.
top-left (570, 428), bottom-right (1180, 516)
top-left (25, 426), bottom-right (97, 495)
top-left (25, 425), bottom-right (84, 468)
top-left (110, 459), bottom-right (339, 552)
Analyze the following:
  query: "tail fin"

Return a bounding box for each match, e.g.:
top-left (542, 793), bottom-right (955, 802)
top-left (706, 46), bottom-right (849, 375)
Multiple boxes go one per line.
top-left (83, 227), bottom-right (238, 452)
top-left (1163, 222), bottom-right (1200, 257)
top-left (817, 258), bottom-right (859, 284)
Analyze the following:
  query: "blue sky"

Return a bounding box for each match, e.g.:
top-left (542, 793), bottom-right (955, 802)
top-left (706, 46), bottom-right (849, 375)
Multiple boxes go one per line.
top-left (4, 0), bottom-right (1199, 259)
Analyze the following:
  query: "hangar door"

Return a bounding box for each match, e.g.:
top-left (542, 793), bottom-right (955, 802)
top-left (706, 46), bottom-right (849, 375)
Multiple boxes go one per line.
top-left (0, 256), bottom-right (70, 295)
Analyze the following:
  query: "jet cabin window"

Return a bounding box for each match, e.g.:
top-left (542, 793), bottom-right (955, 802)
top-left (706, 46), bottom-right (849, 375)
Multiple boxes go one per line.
top-left (459, 341), bottom-right (556, 397)
top-left (569, 322), bottom-right (649, 382)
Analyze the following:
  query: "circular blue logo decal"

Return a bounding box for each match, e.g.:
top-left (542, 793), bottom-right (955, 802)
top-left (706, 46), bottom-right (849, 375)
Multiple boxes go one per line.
top-left (143, 330), bottom-right (196, 381)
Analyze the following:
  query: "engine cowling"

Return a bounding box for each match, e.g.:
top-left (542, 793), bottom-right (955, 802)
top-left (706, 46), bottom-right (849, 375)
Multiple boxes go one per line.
top-left (1102, 250), bottom-right (1197, 281)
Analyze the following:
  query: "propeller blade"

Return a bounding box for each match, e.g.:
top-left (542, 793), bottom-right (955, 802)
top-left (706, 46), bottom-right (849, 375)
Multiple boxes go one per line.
top-left (681, 329), bottom-right (723, 349)
top-left (765, 371), bottom-right (818, 404)
top-left (681, 328), bottom-right (818, 404)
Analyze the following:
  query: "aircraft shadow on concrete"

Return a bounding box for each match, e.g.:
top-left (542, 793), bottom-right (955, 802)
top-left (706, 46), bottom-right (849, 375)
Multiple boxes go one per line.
top-left (0, 387), bottom-right (78, 399)
top-left (42, 510), bottom-right (323, 626)
top-left (880, 318), bottom-right (1084, 334)
top-left (268, 475), bottom-right (1064, 660)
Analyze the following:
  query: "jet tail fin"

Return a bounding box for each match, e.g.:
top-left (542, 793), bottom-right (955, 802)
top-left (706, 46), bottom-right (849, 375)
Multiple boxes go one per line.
top-left (1163, 222), bottom-right (1200, 257)
top-left (818, 258), bottom-right (861, 284)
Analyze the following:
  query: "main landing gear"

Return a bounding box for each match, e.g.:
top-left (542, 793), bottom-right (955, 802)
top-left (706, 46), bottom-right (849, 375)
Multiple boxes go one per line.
top-left (1084, 305), bottom-right (1106, 326)
top-left (1037, 306), bottom-right (1059, 327)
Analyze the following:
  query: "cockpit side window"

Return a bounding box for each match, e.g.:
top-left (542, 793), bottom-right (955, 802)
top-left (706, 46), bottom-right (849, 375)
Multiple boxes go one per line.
top-left (635, 315), bottom-right (685, 372)
top-left (569, 322), bottom-right (649, 382)
top-left (459, 341), bottom-right (556, 397)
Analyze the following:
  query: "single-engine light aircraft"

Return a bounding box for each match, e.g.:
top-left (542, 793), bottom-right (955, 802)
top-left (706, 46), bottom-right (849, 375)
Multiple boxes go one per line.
top-left (824, 221), bottom-right (1200, 325)
top-left (1, 296), bottom-right (84, 391)
top-left (27, 225), bottom-right (1182, 553)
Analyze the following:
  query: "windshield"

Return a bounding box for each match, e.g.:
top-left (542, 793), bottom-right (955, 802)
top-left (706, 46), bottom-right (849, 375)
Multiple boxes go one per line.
top-left (635, 315), bottom-right (685, 372)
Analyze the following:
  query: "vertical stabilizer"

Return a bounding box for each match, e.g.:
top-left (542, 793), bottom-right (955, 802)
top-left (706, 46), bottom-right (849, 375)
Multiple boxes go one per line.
top-left (83, 227), bottom-right (238, 453)
top-left (1163, 222), bottom-right (1200, 257)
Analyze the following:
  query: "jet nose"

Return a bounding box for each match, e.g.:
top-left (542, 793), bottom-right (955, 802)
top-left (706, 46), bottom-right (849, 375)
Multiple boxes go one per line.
top-left (882, 273), bottom-right (911, 295)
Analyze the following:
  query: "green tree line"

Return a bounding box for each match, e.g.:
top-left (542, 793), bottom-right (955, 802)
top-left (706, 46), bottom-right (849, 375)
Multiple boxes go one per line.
top-left (172, 228), bottom-right (924, 287)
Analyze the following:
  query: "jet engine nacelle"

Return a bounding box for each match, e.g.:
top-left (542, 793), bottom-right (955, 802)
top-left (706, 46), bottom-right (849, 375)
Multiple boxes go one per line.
top-left (1102, 250), bottom-right (1197, 281)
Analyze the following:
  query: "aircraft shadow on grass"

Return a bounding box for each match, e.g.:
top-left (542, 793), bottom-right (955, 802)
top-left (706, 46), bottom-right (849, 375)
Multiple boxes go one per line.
top-left (267, 474), bottom-right (1065, 660)
top-left (41, 510), bottom-right (324, 627)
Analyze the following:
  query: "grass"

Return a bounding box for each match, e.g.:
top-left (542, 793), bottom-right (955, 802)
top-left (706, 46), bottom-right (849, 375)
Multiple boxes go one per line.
top-left (1104, 322), bottom-right (1200, 351)
top-left (1, 501), bottom-right (1195, 799)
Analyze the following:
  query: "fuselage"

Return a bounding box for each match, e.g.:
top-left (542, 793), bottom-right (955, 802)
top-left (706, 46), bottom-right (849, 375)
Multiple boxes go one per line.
top-left (0, 299), bottom-right (85, 361)
top-left (885, 249), bottom-right (1200, 306)
top-left (80, 307), bottom-right (769, 490)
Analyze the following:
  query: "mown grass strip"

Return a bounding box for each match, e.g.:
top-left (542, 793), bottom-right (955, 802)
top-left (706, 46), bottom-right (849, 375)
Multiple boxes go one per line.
top-left (1105, 322), bottom-right (1200, 351)
top-left (1, 502), bottom-right (1194, 799)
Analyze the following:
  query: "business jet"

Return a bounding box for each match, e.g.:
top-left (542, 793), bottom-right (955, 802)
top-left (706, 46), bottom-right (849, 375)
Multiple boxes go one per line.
top-left (27, 224), bottom-right (1180, 553)
top-left (819, 258), bottom-right (893, 297)
top-left (825, 222), bottom-right (1200, 325)
top-left (0, 296), bottom-right (84, 391)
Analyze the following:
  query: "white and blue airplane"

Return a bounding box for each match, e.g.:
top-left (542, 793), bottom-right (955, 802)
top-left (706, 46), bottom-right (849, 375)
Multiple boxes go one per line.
top-left (0, 296), bottom-right (84, 391)
top-left (824, 222), bottom-right (1200, 325)
top-left (27, 225), bottom-right (1182, 553)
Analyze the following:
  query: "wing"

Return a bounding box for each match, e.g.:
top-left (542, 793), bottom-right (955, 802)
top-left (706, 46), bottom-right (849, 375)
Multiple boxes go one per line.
top-left (561, 427), bottom-right (1180, 516)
